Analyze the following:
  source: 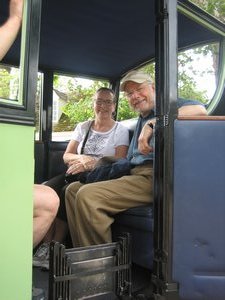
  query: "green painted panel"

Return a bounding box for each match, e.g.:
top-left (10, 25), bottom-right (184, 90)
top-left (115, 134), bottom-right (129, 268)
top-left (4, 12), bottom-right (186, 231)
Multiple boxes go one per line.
top-left (0, 123), bottom-right (34, 300)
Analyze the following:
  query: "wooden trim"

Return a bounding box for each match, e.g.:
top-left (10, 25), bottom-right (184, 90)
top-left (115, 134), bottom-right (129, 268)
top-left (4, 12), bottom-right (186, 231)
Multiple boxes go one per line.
top-left (177, 115), bottom-right (225, 120)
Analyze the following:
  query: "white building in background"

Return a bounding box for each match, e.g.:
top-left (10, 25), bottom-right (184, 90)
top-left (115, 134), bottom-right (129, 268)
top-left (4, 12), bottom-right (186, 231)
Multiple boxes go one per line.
top-left (52, 88), bottom-right (68, 124)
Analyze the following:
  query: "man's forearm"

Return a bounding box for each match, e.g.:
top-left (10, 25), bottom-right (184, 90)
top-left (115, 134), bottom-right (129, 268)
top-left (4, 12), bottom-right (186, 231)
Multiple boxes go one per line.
top-left (178, 104), bottom-right (207, 116)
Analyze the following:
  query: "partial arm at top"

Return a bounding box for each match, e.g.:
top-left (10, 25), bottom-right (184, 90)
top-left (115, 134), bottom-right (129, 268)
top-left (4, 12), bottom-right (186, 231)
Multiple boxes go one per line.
top-left (0, 0), bottom-right (24, 61)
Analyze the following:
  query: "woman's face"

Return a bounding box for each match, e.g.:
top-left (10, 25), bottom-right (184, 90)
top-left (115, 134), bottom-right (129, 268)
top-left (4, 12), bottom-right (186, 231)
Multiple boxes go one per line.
top-left (93, 90), bottom-right (115, 119)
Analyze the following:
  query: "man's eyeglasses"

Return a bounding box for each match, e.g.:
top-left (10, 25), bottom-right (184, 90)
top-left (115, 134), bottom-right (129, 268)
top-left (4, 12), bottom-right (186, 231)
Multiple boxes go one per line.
top-left (95, 99), bottom-right (114, 106)
top-left (125, 82), bottom-right (150, 99)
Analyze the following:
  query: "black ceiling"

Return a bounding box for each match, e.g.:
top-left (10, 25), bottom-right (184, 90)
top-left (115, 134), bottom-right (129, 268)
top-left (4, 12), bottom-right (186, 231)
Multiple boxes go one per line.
top-left (1, 0), bottom-right (222, 81)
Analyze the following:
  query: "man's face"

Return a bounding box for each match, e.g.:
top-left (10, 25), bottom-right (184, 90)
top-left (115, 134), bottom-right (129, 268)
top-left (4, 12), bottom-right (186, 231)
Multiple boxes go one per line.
top-left (124, 81), bottom-right (155, 117)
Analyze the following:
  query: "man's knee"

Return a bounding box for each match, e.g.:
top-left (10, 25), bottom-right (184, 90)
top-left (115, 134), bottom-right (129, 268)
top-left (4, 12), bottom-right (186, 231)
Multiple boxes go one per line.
top-left (75, 184), bottom-right (99, 210)
top-left (66, 182), bottom-right (82, 197)
top-left (66, 182), bottom-right (102, 213)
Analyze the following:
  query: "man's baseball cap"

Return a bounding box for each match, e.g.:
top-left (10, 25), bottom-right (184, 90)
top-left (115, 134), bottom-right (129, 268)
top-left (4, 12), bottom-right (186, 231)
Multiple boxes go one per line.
top-left (120, 70), bottom-right (152, 91)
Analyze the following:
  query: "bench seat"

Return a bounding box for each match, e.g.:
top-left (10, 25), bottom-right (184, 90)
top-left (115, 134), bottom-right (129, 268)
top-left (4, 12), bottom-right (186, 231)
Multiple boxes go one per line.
top-left (112, 205), bottom-right (153, 269)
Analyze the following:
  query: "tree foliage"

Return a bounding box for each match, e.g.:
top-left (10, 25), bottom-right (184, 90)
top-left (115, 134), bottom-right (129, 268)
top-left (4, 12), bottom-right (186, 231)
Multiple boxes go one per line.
top-left (189, 0), bottom-right (225, 23)
top-left (117, 96), bottom-right (139, 121)
top-left (177, 48), bottom-right (211, 103)
top-left (0, 68), bottom-right (11, 98)
top-left (0, 66), bottom-right (19, 99)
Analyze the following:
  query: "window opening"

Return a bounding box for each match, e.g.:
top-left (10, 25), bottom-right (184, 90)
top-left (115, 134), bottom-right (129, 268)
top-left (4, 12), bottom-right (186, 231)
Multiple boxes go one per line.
top-left (52, 73), bottom-right (108, 141)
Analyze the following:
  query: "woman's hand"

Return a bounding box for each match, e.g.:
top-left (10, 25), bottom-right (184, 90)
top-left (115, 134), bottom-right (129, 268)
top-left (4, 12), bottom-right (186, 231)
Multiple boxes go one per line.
top-left (67, 155), bottom-right (97, 174)
top-left (79, 155), bottom-right (97, 170)
top-left (66, 162), bottom-right (85, 175)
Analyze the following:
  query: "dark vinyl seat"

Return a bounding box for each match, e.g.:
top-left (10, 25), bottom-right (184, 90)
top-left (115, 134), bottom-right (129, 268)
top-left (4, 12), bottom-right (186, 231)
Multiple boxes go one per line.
top-left (112, 205), bottom-right (153, 270)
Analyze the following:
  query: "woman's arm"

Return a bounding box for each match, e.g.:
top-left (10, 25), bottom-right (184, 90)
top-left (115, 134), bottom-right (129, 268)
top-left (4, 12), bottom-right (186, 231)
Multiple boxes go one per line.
top-left (63, 140), bottom-right (80, 165)
top-left (114, 123), bottom-right (129, 158)
top-left (115, 145), bottom-right (129, 158)
top-left (63, 139), bottom-right (97, 174)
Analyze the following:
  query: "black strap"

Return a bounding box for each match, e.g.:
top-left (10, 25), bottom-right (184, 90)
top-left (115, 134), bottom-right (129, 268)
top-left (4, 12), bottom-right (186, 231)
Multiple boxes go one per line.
top-left (80, 120), bottom-right (93, 154)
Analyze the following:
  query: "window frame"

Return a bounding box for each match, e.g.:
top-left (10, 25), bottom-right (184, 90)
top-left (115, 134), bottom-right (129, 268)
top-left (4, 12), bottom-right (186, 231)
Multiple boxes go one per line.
top-left (0, 0), bottom-right (42, 126)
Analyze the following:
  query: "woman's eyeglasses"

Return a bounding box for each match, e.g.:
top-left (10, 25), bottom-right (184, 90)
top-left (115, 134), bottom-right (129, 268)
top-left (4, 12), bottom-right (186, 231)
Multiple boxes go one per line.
top-left (95, 99), bottom-right (114, 106)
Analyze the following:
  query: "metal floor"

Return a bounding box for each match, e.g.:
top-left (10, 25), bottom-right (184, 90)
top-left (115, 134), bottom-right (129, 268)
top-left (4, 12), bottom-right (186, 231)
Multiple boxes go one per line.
top-left (32, 264), bottom-right (153, 300)
top-left (33, 267), bottom-right (49, 300)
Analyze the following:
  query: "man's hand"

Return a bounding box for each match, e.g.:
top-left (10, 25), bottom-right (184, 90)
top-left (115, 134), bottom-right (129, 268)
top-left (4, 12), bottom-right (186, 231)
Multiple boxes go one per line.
top-left (138, 122), bottom-right (154, 155)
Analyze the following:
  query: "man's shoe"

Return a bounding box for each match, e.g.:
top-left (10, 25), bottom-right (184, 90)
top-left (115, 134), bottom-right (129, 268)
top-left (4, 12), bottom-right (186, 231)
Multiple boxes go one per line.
top-left (33, 242), bottom-right (50, 270)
